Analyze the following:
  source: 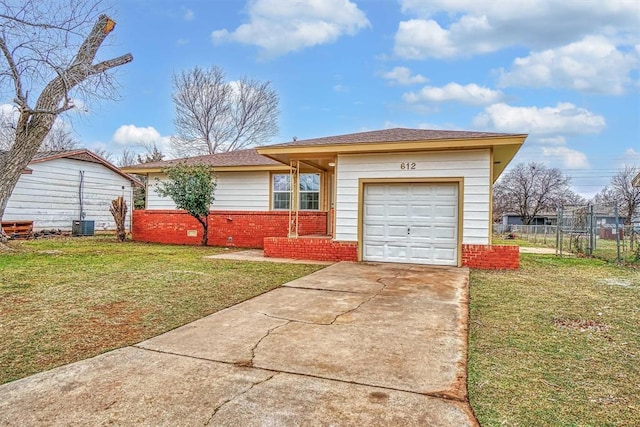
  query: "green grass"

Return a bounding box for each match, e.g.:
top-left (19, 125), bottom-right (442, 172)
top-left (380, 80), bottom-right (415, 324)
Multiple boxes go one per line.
top-left (494, 232), bottom-right (640, 265)
top-left (494, 234), bottom-right (556, 248)
top-left (590, 238), bottom-right (640, 265)
top-left (0, 237), bottom-right (324, 384)
top-left (469, 254), bottom-right (640, 426)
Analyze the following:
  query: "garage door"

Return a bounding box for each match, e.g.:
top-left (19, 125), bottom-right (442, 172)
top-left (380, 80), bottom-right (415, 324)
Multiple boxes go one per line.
top-left (362, 183), bottom-right (458, 265)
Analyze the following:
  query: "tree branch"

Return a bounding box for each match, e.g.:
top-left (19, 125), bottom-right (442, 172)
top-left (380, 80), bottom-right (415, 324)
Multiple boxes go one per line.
top-left (90, 53), bottom-right (133, 74)
top-left (72, 14), bottom-right (115, 66)
top-left (0, 13), bottom-right (78, 31)
top-left (0, 36), bottom-right (26, 107)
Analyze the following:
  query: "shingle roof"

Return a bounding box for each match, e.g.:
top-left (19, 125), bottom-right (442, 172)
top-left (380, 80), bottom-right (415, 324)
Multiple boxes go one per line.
top-left (128, 148), bottom-right (282, 170)
top-left (264, 128), bottom-right (524, 148)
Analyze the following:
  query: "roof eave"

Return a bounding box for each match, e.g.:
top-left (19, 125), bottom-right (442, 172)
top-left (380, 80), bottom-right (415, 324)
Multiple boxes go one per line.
top-left (258, 135), bottom-right (527, 180)
top-left (120, 164), bottom-right (290, 174)
top-left (257, 134), bottom-right (528, 156)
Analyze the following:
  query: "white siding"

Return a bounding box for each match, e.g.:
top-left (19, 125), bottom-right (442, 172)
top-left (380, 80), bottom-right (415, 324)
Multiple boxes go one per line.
top-left (4, 158), bottom-right (135, 231)
top-left (146, 170), bottom-right (270, 211)
top-left (335, 150), bottom-right (491, 245)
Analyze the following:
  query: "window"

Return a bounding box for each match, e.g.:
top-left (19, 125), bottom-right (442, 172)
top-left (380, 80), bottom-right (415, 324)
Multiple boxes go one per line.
top-left (299, 173), bottom-right (320, 210)
top-left (272, 173), bottom-right (320, 210)
top-left (272, 174), bottom-right (290, 210)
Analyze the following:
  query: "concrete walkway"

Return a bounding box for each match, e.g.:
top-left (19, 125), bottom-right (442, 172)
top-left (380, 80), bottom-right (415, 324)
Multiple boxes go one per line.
top-left (0, 262), bottom-right (477, 426)
top-left (204, 248), bottom-right (334, 264)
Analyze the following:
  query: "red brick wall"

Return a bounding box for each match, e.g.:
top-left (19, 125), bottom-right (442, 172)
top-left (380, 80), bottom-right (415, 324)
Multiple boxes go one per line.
top-left (264, 237), bottom-right (358, 262)
top-left (461, 244), bottom-right (519, 270)
top-left (132, 210), bottom-right (327, 248)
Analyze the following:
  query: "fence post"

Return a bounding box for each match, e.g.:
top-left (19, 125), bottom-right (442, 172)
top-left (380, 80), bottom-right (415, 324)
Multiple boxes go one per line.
top-left (556, 207), bottom-right (563, 257)
top-left (587, 205), bottom-right (596, 255)
top-left (614, 202), bottom-right (621, 263)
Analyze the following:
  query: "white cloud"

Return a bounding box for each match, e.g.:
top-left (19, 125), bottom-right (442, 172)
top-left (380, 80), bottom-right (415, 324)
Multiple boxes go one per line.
top-left (538, 136), bottom-right (566, 145)
top-left (499, 36), bottom-right (638, 95)
top-left (212, 0), bottom-right (370, 59)
top-left (541, 146), bottom-right (590, 169)
top-left (381, 66), bottom-right (427, 85)
top-left (473, 102), bottom-right (606, 135)
top-left (394, 19), bottom-right (457, 59)
top-left (333, 84), bottom-right (349, 93)
top-left (112, 125), bottom-right (172, 155)
top-left (403, 82), bottom-right (503, 105)
top-left (0, 103), bottom-right (17, 120)
top-left (394, 0), bottom-right (639, 59)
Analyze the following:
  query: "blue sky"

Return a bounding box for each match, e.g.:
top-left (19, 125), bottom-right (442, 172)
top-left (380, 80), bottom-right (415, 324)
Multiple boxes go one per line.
top-left (64, 0), bottom-right (639, 197)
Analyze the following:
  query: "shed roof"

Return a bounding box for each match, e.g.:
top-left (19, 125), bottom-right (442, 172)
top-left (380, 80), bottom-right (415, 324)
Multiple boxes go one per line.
top-left (1, 149), bottom-right (141, 185)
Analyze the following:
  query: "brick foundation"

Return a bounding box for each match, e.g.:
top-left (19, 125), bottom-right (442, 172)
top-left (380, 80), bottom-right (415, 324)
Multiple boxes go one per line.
top-left (132, 210), bottom-right (327, 248)
top-left (264, 237), bottom-right (358, 262)
top-left (132, 210), bottom-right (518, 268)
top-left (461, 244), bottom-right (519, 270)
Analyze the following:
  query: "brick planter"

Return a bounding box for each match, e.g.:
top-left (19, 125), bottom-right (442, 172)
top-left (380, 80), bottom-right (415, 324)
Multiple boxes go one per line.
top-left (264, 237), bottom-right (358, 262)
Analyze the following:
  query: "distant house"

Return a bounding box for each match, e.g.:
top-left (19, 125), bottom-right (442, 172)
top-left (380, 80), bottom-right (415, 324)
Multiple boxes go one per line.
top-left (123, 128), bottom-right (528, 269)
top-left (502, 212), bottom-right (555, 226)
top-left (3, 150), bottom-right (139, 232)
top-left (633, 172), bottom-right (640, 187)
top-left (502, 211), bottom-right (625, 229)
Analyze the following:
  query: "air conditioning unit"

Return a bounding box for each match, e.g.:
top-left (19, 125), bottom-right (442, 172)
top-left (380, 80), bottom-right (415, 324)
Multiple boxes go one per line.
top-left (72, 220), bottom-right (95, 236)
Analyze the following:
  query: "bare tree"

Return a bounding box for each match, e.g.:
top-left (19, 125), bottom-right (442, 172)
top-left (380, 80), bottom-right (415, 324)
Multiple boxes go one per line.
top-left (0, 106), bottom-right (13, 150)
top-left (116, 147), bottom-right (137, 167)
top-left (40, 123), bottom-right (79, 151)
top-left (92, 146), bottom-right (114, 163)
top-left (494, 162), bottom-right (572, 225)
top-left (170, 65), bottom-right (279, 157)
top-left (136, 141), bottom-right (164, 164)
top-left (0, 108), bottom-right (78, 151)
top-left (0, 0), bottom-right (132, 228)
top-left (605, 165), bottom-right (640, 224)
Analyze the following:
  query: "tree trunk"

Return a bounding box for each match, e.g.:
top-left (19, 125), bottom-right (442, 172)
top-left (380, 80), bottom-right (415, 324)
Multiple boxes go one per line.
top-left (0, 14), bottom-right (132, 224)
top-left (109, 196), bottom-right (128, 242)
top-left (199, 215), bottom-right (209, 246)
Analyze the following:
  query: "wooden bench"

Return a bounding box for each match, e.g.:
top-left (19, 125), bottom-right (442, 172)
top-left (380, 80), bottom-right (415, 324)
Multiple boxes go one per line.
top-left (1, 220), bottom-right (34, 239)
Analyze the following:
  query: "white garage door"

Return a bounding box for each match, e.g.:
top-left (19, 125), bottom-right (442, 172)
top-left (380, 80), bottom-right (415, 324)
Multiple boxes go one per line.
top-left (362, 183), bottom-right (458, 265)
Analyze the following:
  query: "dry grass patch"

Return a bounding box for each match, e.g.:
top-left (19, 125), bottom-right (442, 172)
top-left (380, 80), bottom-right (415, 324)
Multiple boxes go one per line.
top-left (469, 254), bottom-right (640, 426)
top-left (0, 237), bottom-right (324, 384)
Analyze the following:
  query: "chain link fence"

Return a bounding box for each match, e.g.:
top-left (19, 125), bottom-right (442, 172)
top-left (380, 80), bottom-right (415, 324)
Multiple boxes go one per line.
top-left (495, 203), bottom-right (639, 264)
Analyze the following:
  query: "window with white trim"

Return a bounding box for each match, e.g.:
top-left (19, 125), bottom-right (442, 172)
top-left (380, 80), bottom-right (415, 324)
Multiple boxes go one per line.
top-left (299, 173), bottom-right (320, 210)
top-left (272, 173), bottom-right (320, 210)
top-left (272, 174), bottom-right (291, 210)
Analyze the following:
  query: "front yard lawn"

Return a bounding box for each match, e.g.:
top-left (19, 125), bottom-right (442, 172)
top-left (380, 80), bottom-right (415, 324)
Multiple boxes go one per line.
top-left (469, 254), bottom-right (640, 426)
top-left (0, 237), bottom-right (324, 384)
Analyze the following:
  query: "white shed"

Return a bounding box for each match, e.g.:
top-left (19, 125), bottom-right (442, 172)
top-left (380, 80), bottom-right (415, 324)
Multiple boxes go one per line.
top-left (3, 150), bottom-right (138, 232)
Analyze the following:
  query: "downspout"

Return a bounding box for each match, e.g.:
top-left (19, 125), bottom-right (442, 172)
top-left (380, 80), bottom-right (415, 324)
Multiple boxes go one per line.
top-left (79, 170), bottom-right (85, 220)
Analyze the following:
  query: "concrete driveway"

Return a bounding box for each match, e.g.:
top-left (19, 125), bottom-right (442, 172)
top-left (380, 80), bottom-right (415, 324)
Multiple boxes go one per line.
top-left (0, 262), bottom-right (477, 426)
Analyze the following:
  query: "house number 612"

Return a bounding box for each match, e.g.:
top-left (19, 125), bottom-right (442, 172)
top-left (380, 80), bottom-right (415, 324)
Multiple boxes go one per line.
top-left (400, 162), bottom-right (416, 170)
